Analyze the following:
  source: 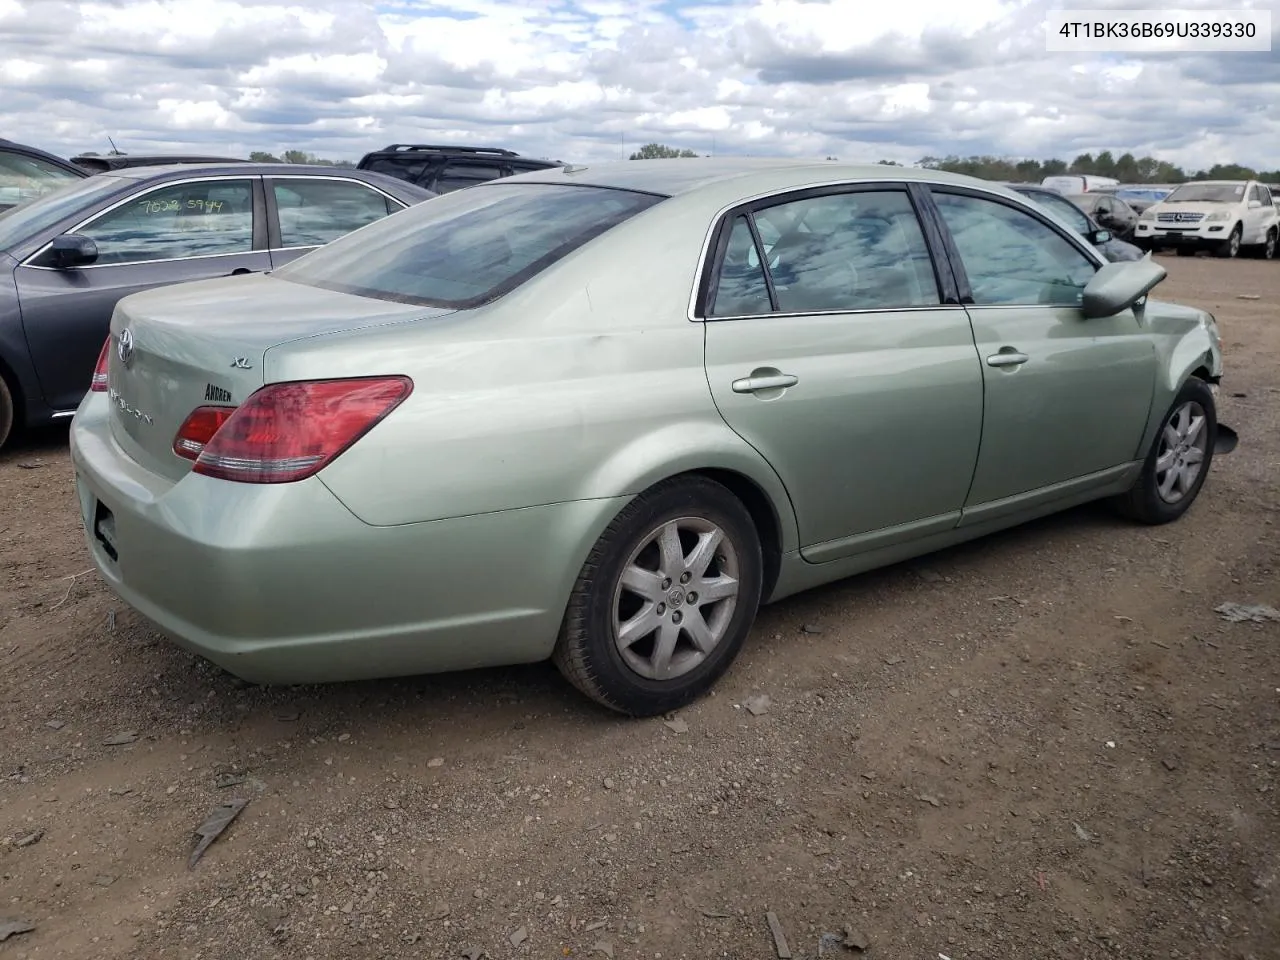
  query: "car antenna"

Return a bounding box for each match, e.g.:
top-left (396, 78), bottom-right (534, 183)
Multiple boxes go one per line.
top-left (107, 135), bottom-right (123, 156)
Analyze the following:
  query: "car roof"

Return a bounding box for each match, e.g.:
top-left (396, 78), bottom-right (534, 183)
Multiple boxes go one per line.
top-left (499, 158), bottom-right (1012, 199)
top-left (88, 163), bottom-right (436, 204)
top-left (106, 162), bottom-right (376, 180)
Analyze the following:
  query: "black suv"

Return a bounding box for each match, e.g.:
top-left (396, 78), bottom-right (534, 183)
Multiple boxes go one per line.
top-left (355, 144), bottom-right (561, 193)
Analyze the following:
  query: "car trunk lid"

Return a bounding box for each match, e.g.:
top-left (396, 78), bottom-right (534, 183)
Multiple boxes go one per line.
top-left (104, 273), bottom-right (451, 481)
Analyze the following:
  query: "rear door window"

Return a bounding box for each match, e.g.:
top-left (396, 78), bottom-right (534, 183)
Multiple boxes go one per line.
top-left (707, 188), bottom-right (941, 316)
top-left (272, 178), bottom-right (399, 248)
top-left (275, 182), bottom-right (663, 308)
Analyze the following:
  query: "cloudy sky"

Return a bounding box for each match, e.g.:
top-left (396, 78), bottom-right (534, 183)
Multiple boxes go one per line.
top-left (1, 0), bottom-right (1277, 170)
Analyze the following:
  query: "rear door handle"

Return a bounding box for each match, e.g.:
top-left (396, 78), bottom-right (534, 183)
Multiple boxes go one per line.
top-left (731, 373), bottom-right (799, 393)
top-left (986, 351), bottom-right (1029, 367)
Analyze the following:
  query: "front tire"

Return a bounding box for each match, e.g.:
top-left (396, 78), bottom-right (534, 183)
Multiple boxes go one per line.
top-left (1215, 224), bottom-right (1242, 258)
top-left (1112, 378), bottom-right (1216, 525)
top-left (553, 475), bottom-right (764, 716)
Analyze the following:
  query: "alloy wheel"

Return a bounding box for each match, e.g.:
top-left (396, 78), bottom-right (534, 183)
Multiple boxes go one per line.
top-left (611, 516), bottom-right (740, 681)
top-left (1154, 400), bottom-right (1209, 504)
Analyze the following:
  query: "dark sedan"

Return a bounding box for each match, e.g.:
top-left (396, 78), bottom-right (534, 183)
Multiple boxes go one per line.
top-left (0, 164), bottom-right (434, 448)
top-left (1069, 191), bottom-right (1140, 240)
top-left (1003, 184), bottom-right (1145, 261)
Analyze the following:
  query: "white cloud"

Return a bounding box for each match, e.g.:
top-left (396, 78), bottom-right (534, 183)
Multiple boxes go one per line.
top-left (0, 0), bottom-right (1276, 170)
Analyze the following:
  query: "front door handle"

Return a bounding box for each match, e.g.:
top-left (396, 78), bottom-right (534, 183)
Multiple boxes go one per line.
top-left (731, 372), bottom-right (799, 393)
top-left (986, 350), bottom-right (1029, 368)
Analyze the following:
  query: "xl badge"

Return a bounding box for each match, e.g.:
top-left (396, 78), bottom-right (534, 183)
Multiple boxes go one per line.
top-left (230, 357), bottom-right (252, 370)
top-left (117, 328), bottom-right (135, 366)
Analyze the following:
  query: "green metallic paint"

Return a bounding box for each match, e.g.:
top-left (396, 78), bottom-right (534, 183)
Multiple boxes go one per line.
top-left (1129, 298), bottom-right (1223, 460)
top-left (963, 304), bottom-right (1157, 505)
top-left (702, 307), bottom-right (984, 561)
top-left (766, 460), bottom-right (1139, 604)
top-left (73, 400), bottom-right (630, 682)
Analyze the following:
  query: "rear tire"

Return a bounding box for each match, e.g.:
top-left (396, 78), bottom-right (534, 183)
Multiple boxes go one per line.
top-left (0, 375), bottom-right (14, 452)
top-left (553, 475), bottom-right (764, 716)
top-left (1112, 377), bottom-right (1216, 525)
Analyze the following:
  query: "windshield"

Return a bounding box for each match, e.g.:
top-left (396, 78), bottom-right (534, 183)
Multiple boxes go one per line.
top-left (1164, 183), bottom-right (1246, 203)
top-left (0, 174), bottom-right (129, 251)
top-left (275, 182), bottom-right (664, 308)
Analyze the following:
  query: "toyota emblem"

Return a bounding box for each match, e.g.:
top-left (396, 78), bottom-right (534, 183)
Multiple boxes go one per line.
top-left (117, 328), bottom-right (134, 365)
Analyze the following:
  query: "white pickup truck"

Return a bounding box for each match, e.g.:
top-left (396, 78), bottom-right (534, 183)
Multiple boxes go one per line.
top-left (1133, 179), bottom-right (1279, 259)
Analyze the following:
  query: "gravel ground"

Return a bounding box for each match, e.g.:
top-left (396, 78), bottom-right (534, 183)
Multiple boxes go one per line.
top-left (1, 254), bottom-right (1277, 960)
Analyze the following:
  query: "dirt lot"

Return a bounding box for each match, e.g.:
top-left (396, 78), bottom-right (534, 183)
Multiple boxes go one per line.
top-left (1, 254), bottom-right (1277, 960)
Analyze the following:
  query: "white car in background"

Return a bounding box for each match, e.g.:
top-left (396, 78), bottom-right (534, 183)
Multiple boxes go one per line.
top-left (1041, 174), bottom-right (1120, 195)
top-left (1134, 180), bottom-right (1279, 259)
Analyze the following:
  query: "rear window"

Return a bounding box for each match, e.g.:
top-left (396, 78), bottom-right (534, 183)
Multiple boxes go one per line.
top-left (273, 182), bottom-right (663, 308)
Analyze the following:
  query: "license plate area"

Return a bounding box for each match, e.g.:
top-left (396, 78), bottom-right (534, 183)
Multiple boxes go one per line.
top-left (94, 501), bottom-right (119, 562)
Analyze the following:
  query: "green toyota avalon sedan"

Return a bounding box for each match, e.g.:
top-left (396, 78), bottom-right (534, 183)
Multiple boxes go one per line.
top-left (71, 158), bottom-right (1227, 716)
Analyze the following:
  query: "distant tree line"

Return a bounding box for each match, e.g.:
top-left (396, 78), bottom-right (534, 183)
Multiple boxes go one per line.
top-left (631, 144), bottom-right (1279, 183)
top-left (249, 150), bottom-right (354, 168)
top-left (916, 151), bottom-right (1280, 184)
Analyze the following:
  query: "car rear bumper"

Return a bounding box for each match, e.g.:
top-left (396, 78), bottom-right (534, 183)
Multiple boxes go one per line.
top-left (70, 398), bottom-right (615, 685)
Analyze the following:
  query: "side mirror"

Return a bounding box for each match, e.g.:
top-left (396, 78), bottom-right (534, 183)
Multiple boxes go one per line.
top-left (1088, 228), bottom-right (1113, 245)
top-left (50, 234), bottom-right (99, 270)
top-left (1081, 257), bottom-right (1167, 319)
top-left (1248, 199), bottom-right (1263, 209)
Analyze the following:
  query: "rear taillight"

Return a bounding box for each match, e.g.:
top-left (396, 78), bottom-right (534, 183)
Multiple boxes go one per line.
top-left (173, 406), bottom-right (237, 460)
top-left (91, 336), bottom-right (111, 392)
top-left (177, 376), bottom-right (413, 483)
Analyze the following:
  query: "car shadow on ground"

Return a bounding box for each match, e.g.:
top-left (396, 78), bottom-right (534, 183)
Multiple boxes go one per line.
top-left (0, 423), bottom-right (71, 463)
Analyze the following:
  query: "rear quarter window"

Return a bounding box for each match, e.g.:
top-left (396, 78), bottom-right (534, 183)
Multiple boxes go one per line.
top-left (273, 182), bottom-right (663, 308)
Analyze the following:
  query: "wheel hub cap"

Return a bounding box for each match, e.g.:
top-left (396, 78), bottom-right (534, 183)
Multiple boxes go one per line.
top-left (1154, 400), bottom-right (1209, 505)
top-left (611, 516), bottom-right (741, 681)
